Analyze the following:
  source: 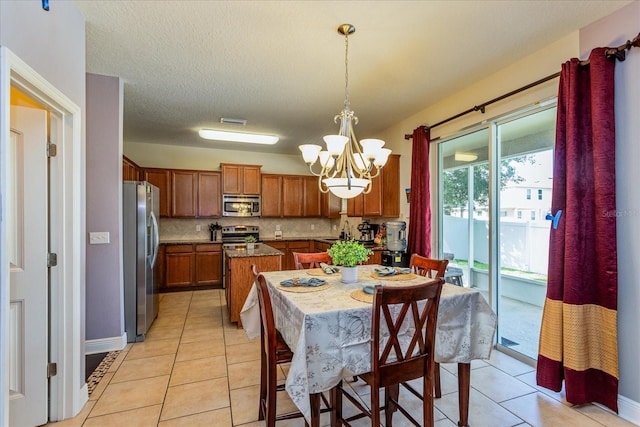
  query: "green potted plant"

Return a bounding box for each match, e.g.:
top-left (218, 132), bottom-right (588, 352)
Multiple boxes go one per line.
top-left (327, 239), bottom-right (373, 283)
top-left (244, 235), bottom-right (257, 250)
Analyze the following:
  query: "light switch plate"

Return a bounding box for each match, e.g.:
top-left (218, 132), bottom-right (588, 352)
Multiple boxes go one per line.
top-left (89, 232), bottom-right (110, 244)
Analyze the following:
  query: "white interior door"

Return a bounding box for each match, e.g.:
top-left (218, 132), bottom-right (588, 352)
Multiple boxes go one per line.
top-left (8, 105), bottom-right (49, 427)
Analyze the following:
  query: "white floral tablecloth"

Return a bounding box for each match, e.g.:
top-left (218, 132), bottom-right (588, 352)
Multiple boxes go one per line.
top-left (240, 264), bottom-right (497, 421)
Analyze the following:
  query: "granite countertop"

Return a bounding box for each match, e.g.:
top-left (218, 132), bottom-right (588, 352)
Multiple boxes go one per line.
top-left (159, 237), bottom-right (387, 251)
top-left (160, 239), bottom-right (222, 245)
top-left (224, 243), bottom-right (284, 258)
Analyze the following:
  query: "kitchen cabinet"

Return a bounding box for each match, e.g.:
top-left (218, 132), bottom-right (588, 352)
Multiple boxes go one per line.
top-left (198, 172), bottom-right (222, 217)
top-left (303, 176), bottom-right (322, 217)
top-left (322, 191), bottom-right (342, 219)
top-left (346, 154), bottom-right (400, 218)
top-left (265, 240), bottom-right (312, 270)
top-left (313, 241), bottom-right (331, 253)
top-left (261, 174), bottom-right (282, 217)
top-left (225, 249), bottom-right (281, 326)
top-left (143, 168), bottom-right (171, 217)
top-left (365, 250), bottom-right (383, 265)
top-left (282, 176), bottom-right (303, 217)
top-left (221, 163), bottom-right (261, 195)
top-left (381, 154), bottom-right (401, 218)
top-left (171, 170), bottom-right (198, 217)
top-left (163, 243), bottom-right (222, 289)
top-left (165, 244), bottom-right (195, 288)
top-left (123, 156), bottom-right (140, 181)
top-left (261, 174), bottom-right (325, 218)
top-left (195, 243), bottom-right (222, 286)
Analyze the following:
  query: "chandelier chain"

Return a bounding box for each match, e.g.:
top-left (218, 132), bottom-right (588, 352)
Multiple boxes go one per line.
top-left (344, 31), bottom-right (350, 108)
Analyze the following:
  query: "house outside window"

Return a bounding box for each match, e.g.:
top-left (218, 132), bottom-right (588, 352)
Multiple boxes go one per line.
top-left (526, 188), bottom-right (531, 200)
top-left (538, 189), bottom-right (543, 200)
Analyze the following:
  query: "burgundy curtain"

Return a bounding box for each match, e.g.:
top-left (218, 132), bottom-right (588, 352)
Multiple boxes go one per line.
top-left (536, 48), bottom-right (619, 412)
top-left (407, 125), bottom-right (431, 257)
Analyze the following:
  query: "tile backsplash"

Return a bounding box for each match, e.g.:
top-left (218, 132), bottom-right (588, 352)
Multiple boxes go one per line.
top-left (159, 217), bottom-right (341, 241)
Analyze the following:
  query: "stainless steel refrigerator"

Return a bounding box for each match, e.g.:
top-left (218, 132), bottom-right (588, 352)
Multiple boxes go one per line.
top-left (123, 181), bottom-right (160, 342)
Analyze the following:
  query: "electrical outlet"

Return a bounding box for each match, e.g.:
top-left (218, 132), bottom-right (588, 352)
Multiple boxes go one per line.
top-left (333, 225), bottom-right (337, 230)
top-left (89, 232), bottom-right (110, 245)
top-left (276, 224), bottom-right (281, 231)
top-left (196, 224), bottom-right (201, 231)
top-left (311, 224), bottom-right (315, 230)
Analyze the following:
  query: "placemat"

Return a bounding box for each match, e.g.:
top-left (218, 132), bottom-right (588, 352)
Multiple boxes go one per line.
top-left (369, 272), bottom-right (418, 281)
top-left (306, 268), bottom-right (340, 276)
top-left (276, 283), bottom-right (332, 293)
top-left (350, 289), bottom-right (373, 303)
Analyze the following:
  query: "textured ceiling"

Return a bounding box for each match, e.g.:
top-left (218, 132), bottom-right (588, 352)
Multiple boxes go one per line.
top-left (73, 0), bottom-right (630, 155)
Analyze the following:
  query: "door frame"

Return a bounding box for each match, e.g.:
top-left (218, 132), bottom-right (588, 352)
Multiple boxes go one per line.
top-left (1, 47), bottom-right (85, 423)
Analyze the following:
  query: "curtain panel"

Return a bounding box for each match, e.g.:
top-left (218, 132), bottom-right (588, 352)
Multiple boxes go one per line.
top-left (407, 125), bottom-right (431, 257)
top-left (536, 48), bottom-right (619, 412)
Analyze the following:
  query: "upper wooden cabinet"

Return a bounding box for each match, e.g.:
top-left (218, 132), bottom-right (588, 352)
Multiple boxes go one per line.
top-left (221, 163), bottom-right (261, 195)
top-left (303, 176), bottom-right (322, 217)
top-left (346, 154), bottom-right (400, 218)
top-left (122, 156), bottom-right (140, 181)
top-left (322, 191), bottom-right (342, 219)
top-left (143, 168), bottom-right (171, 217)
top-left (171, 170), bottom-right (198, 217)
top-left (172, 170), bottom-right (222, 218)
top-left (282, 176), bottom-right (303, 217)
top-left (198, 172), bottom-right (222, 217)
top-left (144, 168), bottom-right (221, 218)
top-left (261, 174), bottom-right (324, 218)
top-left (261, 174), bottom-right (282, 217)
top-left (381, 154), bottom-right (400, 218)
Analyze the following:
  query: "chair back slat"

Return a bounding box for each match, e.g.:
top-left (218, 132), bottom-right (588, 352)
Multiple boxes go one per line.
top-left (372, 280), bottom-right (443, 387)
top-left (255, 272), bottom-right (278, 362)
top-left (410, 254), bottom-right (448, 278)
top-left (293, 251), bottom-right (332, 270)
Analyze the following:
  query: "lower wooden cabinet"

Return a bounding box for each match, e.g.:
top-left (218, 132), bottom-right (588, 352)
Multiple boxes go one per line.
top-left (265, 240), bottom-right (312, 270)
top-left (161, 243), bottom-right (222, 289)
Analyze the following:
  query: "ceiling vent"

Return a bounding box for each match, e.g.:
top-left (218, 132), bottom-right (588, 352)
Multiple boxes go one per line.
top-left (220, 117), bottom-right (247, 126)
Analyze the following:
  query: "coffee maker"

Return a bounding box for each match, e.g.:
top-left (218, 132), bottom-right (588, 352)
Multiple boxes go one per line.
top-left (357, 220), bottom-right (378, 244)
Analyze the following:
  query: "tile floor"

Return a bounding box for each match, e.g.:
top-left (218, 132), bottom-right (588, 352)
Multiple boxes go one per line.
top-left (47, 289), bottom-right (636, 427)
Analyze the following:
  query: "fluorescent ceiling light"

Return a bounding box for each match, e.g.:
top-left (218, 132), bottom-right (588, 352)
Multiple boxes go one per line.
top-left (198, 129), bottom-right (278, 145)
top-left (454, 152), bottom-right (478, 162)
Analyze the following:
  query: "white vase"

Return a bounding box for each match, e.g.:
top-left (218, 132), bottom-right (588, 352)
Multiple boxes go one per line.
top-left (341, 266), bottom-right (358, 284)
top-left (246, 242), bottom-right (255, 250)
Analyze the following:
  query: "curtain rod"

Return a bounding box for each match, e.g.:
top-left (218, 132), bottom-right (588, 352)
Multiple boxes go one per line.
top-left (405, 32), bottom-right (640, 140)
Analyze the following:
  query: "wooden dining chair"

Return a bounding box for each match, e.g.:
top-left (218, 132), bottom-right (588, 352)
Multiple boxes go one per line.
top-left (331, 279), bottom-right (444, 427)
top-left (252, 267), bottom-right (308, 425)
top-left (293, 251), bottom-right (332, 270)
top-left (409, 254), bottom-right (448, 398)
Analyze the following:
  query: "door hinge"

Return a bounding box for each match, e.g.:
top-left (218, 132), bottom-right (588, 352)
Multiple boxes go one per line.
top-left (47, 142), bottom-right (57, 157)
top-left (47, 252), bottom-right (58, 267)
top-left (47, 362), bottom-right (57, 378)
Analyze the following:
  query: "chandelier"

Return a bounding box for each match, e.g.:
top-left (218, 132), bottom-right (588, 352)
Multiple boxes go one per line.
top-left (299, 24), bottom-right (391, 199)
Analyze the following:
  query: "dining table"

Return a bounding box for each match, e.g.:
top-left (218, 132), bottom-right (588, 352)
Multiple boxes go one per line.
top-left (240, 264), bottom-right (497, 427)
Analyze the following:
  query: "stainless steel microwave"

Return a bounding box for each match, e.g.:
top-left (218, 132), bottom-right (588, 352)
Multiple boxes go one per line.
top-left (222, 194), bottom-right (261, 217)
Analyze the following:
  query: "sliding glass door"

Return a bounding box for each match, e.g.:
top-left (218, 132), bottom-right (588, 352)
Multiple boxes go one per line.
top-left (438, 104), bottom-right (556, 361)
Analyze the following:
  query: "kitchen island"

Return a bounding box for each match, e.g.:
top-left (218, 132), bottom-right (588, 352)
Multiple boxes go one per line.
top-left (225, 243), bottom-right (283, 327)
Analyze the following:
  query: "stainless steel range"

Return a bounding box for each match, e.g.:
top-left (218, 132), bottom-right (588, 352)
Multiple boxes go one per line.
top-left (221, 225), bottom-right (260, 288)
top-left (221, 225), bottom-right (260, 246)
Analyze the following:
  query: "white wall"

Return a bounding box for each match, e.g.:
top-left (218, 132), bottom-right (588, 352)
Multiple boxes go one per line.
top-left (86, 73), bottom-right (125, 347)
top-left (579, 0), bottom-right (640, 414)
top-left (125, 141), bottom-right (310, 175)
top-left (0, 0), bottom-right (87, 420)
top-left (374, 3), bottom-right (639, 419)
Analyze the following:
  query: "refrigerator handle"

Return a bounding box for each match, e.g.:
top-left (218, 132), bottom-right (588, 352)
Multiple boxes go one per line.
top-left (150, 210), bottom-right (160, 268)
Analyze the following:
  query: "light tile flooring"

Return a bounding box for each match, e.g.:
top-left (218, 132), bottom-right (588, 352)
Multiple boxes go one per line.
top-left (48, 289), bottom-right (636, 427)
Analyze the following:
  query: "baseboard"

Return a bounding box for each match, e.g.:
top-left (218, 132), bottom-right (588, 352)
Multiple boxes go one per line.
top-left (618, 394), bottom-right (640, 426)
top-left (85, 333), bottom-right (127, 355)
